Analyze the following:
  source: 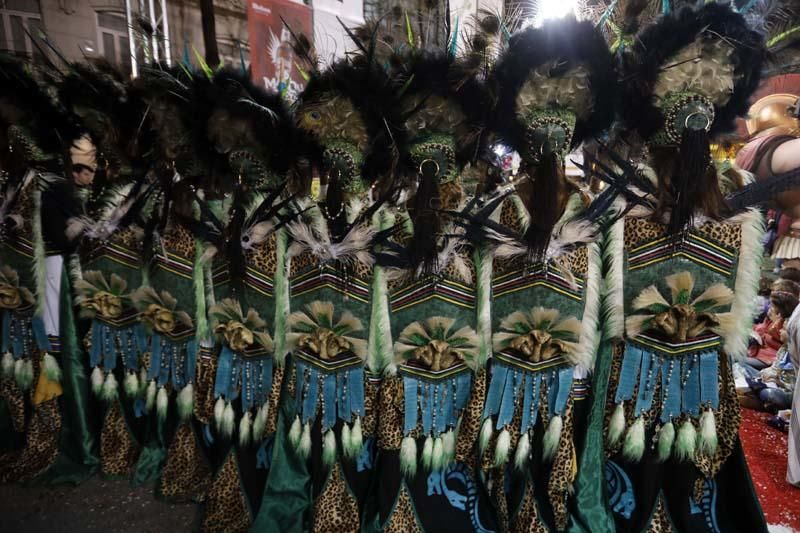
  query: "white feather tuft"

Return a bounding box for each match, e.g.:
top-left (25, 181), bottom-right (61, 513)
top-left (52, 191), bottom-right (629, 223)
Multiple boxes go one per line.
top-left (156, 386), bottom-right (169, 421)
top-left (239, 411), bottom-right (253, 447)
top-left (514, 432), bottom-right (531, 470)
top-left (400, 436), bottom-right (418, 478)
top-left (91, 366), bottom-right (104, 397)
top-left (494, 428), bottom-right (511, 467)
top-left (543, 415), bottom-right (563, 462)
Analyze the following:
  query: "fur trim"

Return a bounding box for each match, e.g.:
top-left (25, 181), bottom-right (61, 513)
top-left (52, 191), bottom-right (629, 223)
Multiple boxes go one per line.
top-left (698, 409), bottom-right (718, 456)
top-left (576, 241), bottom-right (602, 372)
top-left (145, 380), bottom-right (157, 412)
top-left (494, 428), bottom-right (511, 466)
top-left (543, 414), bottom-right (563, 462)
top-left (15, 358), bottom-right (34, 390)
top-left (273, 229), bottom-right (290, 366)
top-left (322, 428), bottom-right (337, 466)
top-left (422, 435), bottom-right (434, 471)
top-left (607, 402), bottom-right (626, 447)
top-left (177, 383), bottom-right (193, 422)
top-left (288, 415), bottom-right (302, 447)
top-left (441, 429), bottom-right (455, 467)
top-left (431, 437), bottom-right (445, 472)
top-left (252, 404), bottom-right (268, 442)
top-left (101, 371), bottom-right (119, 402)
top-left (156, 386), bottom-right (169, 422)
top-left (193, 239), bottom-right (210, 343)
top-left (474, 246), bottom-right (493, 370)
top-left (369, 208), bottom-right (393, 374)
top-left (123, 371), bottom-right (139, 398)
top-left (239, 411), bottom-right (253, 447)
top-left (622, 416), bottom-right (645, 462)
top-left (299, 422), bottom-right (312, 460)
top-left (657, 421), bottom-right (675, 462)
top-left (725, 209), bottom-right (764, 360)
top-left (479, 417), bottom-right (493, 453)
top-left (602, 218), bottom-right (625, 339)
top-left (41, 353), bottom-right (61, 383)
top-left (31, 184), bottom-right (46, 316)
top-left (1, 352), bottom-right (14, 378)
top-left (214, 396), bottom-right (226, 428)
top-left (514, 432), bottom-right (531, 471)
top-left (220, 400), bottom-right (235, 438)
top-left (349, 416), bottom-right (363, 457)
top-left (400, 436), bottom-right (417, 478)
top-left (675, 419), bottom-right (697, 462)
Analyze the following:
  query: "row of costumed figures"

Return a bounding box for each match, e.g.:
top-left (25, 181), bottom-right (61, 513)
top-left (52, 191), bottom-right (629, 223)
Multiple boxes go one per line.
top-left (2, 1), bottom-right (800, 532)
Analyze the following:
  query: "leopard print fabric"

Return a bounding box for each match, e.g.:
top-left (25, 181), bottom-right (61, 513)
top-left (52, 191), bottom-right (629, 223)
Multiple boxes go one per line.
top-left (693, 355), bottom-right (740, 488)
top-left (194, 350), bottom-right (217, 425)
top-left (160, 422), bottom-right (212, 501)
top-left (546, 398), bottom-right (576, 530)
top-left (161, 223), bottom-right (196, 261)
top-left (377, 376), bottom-right (404, 450)
top-left (624, 217), bottom-right (741, 249)
top-left (647, 497), bottom-right (674, 533)
top-left (0, 398), bottom-right (61, 482)
top-left (0, 377), bottom-right (25, 431)
top-left (509, 484), bottom-right (549, 533)
top-left (100, 401), bottom-right (140, 477)
top-left (455, 369), bottom-right (486, 463)
top-left (362, 373), bottom-right (379, 437)
top-left (383, 484), bottom-right (423, 533)
top-left (246, 233), bottom-right (278, 276)
top-left (311, 461), bottom-right (360, 533)
top-left (265, 364), bottom-right (285, 436)
top-left (491, 469), bottom-right (510, 533)
top-left (201, 453), bottom-right (250, 533)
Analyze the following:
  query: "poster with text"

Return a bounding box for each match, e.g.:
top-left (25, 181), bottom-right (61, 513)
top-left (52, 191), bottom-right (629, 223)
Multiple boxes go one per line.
top-left (247, 0), bottom-right (312, 101)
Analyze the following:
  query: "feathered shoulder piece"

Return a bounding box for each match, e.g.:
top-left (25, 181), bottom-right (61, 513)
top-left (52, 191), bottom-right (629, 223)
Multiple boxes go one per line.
top-left (491, 17), bottom-right (616, 160)
top-left (0, 54), bottom-right (81, 167)
top-left (208, 68), bottom-right (299, 184)
top-left (621, 3), bottom-right (765, 143)
top-left (620, 4), bottom-right (765, 233)
top-left (293, 52), bottom-right (406, 194)
top-left (396, 49), bottom-right (489, 176)
top-left (58, 61), bottom-right (146, 182)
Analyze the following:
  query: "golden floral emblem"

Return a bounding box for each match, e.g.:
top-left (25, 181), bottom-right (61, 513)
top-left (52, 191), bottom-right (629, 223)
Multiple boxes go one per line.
top-left (298, 328), bottom-right (352, 360)
top-left (0, 284), bottom-right (22, 309)
top-left (141, 304), bottom-right (176, 334)
top-left (494, 307), bottom-right (581, 364)
top-left (626, 272), bottom-right (734, 343)
top-left (82, 291), bottom-right (123, 318)
top-left (215, 320), bottom-right (254, 352)
top-left (411, 339), bottom-right (464, 372)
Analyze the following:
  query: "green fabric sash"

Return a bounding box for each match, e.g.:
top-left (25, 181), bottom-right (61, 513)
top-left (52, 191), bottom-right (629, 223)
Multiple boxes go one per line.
top-left (252, 357), bottom-right (311, 533)
top-left (35, 267), bottom-right (99, 484)
top-left (568, 339), bottom-right (615, 532)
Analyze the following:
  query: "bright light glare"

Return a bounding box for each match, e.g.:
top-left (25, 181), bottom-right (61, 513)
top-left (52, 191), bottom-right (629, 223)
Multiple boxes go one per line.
top-left (530, 0), bottom-right (579, 27)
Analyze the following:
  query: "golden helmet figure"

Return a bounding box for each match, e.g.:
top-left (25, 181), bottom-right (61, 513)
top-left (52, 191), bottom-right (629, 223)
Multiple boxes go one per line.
top-left (746, 93), bottom-right (800, 138)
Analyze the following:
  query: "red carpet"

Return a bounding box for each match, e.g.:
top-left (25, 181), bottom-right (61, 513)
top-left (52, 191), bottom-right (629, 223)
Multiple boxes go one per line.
top-left (740, 407), bottom-right (800, 530)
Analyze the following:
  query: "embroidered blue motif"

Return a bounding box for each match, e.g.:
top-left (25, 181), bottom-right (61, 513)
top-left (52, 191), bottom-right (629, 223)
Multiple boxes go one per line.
top-left (426, 463), bottom-right (495, 533)
top-left (689, 478), bottom-right (720, 533)
top-left (356, 437), bottom-right (375, 472)
top-left (606, 460), bottom-right (635, 519)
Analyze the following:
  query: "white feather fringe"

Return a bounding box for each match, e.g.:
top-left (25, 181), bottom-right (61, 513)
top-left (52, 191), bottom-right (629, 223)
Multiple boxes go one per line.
top-left (400, 436), bottom-right (417, 478)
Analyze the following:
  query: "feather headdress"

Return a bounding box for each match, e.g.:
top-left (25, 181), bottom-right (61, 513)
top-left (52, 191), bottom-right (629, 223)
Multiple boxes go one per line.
top-left (620, 3), bottom-right (766, 233)
top-left (490, 18), bottom-right (616, 259)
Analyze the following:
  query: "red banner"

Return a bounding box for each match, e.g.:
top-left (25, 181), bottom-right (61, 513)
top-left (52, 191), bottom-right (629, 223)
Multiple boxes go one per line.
top-left (247, 0), bottom-right (312, 101)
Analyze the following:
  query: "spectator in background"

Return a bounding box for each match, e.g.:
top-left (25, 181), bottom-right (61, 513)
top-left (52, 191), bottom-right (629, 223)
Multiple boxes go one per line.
top-left (747, 291), bottom-right (799, 371)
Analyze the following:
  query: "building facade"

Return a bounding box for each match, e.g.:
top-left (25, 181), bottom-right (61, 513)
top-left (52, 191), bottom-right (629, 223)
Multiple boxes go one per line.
top-left (0, 0), bottom-right (500, 76)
